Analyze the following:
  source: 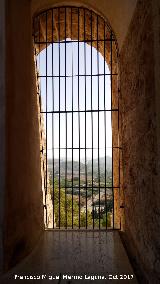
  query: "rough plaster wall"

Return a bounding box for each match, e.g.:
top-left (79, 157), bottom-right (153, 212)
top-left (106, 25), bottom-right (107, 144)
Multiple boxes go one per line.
top-left (120, 0), bottom-right (160, 282)
top-left (31, 0), bottom-right (137, 51)
top-left (4, 0), bottom-right (44, 272)
top-left (0, 0), bottom-right (5, 274)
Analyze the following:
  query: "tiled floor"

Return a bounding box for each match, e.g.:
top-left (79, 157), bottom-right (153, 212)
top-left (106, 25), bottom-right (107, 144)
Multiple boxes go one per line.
top-left (1, 231), bottom-right (138, 283)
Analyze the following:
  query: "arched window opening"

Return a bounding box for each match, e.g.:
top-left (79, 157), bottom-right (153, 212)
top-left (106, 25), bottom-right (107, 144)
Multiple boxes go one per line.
top-left (33, 7), bottom-right (120, 230)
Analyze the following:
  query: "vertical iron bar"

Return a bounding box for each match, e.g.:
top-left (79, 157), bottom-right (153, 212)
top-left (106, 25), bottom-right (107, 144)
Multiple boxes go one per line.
top-left (84, 9), bottom-right (87, 229)
top-left (52, 9), bottom-right (55, 229)
top-left (91, 11), bottom-right (94, 230)
top-left (65, 7), bottom-right (67, 229)
top-left (71, 8), bottom-right (74, 229)
top-left (97, 15), bottom-right (100, 229)
top-left (104, 22), bottom-right (107, 230)
top-left (38, 15), bottom-right (43, 221)
top-left (78, 8), bottom-right (81, 229)
top-left (118, 53), bottom-right (121, 230)
top-left (58, 7), bottom-right (61, 229)
top-left (38, 16), bottom-right (41, 114)
top-left (45, 12), bottom-right (48, 227)
top-left (111, 31), bottom-right (114, 229)
top-left (118, 107), bottom-right (121, 230)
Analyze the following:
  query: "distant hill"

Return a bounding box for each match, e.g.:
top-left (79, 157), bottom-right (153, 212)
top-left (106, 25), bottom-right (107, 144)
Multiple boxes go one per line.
top-left (48, 156), bottom-right (112, 176)
top-left (48, 159), bottom-right (85, 173)
top-left (87, 156), bottom-right (112, 172)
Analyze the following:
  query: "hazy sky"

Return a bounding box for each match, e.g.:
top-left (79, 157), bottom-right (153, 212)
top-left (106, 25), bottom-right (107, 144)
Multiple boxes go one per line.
top-left (37, 40), bottom-right (112, 160)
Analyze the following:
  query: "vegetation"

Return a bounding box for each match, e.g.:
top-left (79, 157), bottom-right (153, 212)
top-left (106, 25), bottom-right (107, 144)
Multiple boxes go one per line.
top-left (49, 177), bottom-right (112, 228)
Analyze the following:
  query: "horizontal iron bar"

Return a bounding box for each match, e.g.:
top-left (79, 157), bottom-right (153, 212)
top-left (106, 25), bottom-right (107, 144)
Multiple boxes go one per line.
top-left (47, 147), bottom-right (121, 150)
top-left (41, 109), bottom-right (118, 114)
top-left (45, 228), bottom-right (119, 232)
top-left (35, 39), bottom-right (115, 45)
top-left (38, 73), bottom-right (118, 78)
top-left (53, 186), bottom-right (120, 189)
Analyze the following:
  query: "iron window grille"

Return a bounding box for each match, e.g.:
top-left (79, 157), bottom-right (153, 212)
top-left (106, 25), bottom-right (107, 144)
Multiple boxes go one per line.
top-left (33, 7), bottom-right (120, 230)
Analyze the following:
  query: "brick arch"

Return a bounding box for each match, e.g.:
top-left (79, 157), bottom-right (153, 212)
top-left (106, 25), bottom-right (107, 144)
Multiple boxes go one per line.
top-left (33, 6), bottom-right (118, 72)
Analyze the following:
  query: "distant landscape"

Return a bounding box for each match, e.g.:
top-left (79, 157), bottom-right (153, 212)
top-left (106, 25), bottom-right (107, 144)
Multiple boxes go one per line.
top-left (47, 156), bottom-right (113, 228)
top-left (48, 156), bottom-right (112, 178)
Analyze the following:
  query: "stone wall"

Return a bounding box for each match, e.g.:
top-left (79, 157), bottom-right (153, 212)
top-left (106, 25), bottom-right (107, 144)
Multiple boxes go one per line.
top-left (120, 0), bottom-right (160, 282)
top-left (35, 66), bottom-right (53, 229)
